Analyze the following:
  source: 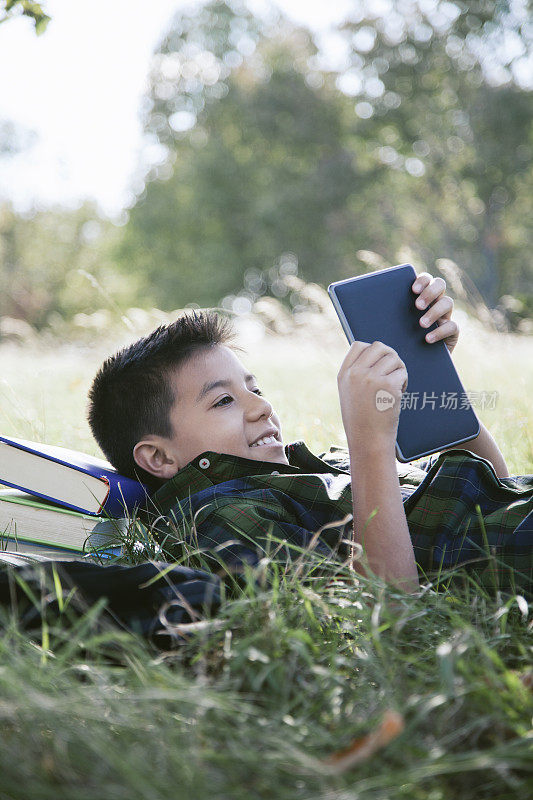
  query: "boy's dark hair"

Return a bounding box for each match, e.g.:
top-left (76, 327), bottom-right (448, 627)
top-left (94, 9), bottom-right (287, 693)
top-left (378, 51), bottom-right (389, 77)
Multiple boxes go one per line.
top-left (87, 310), bottom-right (237, 487)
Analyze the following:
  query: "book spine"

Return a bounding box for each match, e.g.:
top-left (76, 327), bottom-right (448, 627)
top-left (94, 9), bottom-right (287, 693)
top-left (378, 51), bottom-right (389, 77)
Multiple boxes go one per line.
top-left (99, 472), bottom-right (147, 517)
top-left (0, 438), bottom-right (147, 517)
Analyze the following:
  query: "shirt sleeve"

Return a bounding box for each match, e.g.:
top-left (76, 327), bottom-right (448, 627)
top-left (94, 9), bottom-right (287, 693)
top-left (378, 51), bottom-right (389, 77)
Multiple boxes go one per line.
top-left (322, 444), bottom-right (438, 476)
top-left (318, 445), bottom-right (351, 472)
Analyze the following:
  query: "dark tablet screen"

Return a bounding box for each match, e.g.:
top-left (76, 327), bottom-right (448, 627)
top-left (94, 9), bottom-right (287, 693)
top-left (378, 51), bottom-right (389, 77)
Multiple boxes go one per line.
top-left (328, 264), bottom-right (479, 462)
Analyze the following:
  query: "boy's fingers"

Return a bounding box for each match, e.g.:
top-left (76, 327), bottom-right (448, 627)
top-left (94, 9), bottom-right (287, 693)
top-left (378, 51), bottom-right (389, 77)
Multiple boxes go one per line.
top-left (356, 342), bottom-right (399, 370)
top-left (339, 341), bottom-right (371, 372)
top-left (411, 272), bottom-right (433, 293)
top-left (425, 319), bottom-right (459, 344)
top-left (415, 277), bottom-right (447, 310)
top-left (343, 341), bottom-right (387, 367)
top-left (382, 365), bottom-right (408, 397)
top-left (347, 341), bottom-right (372, 360)
top-left (339, 341), bottom-right (402, 376)
top-left (419, 296), bottom-right (453, 327)
top-left (368, 351), bottom-right (403, 376)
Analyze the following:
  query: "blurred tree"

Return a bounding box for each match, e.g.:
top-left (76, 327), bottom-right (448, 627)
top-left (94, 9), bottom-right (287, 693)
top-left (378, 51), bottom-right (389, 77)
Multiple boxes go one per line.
top-left (0, 0), bottom-right (50, 33)
top-left (117, 1), bottom-right (364, 308)
top-left (0, 202), bottom-right (142, 327)
top-left (335, 0), bottom-right (533, 304)
top-left (119, 0), bottom-right (533, 312)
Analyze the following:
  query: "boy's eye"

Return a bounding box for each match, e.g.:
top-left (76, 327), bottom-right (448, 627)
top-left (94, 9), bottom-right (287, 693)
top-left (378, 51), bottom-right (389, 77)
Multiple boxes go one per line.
top-left (214, 395), bottom-right (233, 407)
top-left (213, 389), bottom-right (262, 408)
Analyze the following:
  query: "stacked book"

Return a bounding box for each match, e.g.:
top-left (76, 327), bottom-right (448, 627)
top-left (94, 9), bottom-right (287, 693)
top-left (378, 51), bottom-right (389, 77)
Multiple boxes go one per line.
top-left (0, 435), bottom-right (148, 560)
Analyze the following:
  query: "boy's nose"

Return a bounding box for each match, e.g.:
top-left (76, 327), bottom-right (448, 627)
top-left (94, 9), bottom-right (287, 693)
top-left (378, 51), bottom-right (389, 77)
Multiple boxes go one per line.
top-left (247, 392), bottom-right (274, 420)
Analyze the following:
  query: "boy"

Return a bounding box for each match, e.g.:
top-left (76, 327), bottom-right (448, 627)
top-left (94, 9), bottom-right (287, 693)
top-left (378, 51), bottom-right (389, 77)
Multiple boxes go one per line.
top-left (88, 273), bottom-right (533, 595)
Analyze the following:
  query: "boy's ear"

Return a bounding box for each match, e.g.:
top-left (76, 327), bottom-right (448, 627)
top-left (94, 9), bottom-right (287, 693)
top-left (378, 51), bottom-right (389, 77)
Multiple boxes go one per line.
top-left (133, 437), bottom-right (180, 480)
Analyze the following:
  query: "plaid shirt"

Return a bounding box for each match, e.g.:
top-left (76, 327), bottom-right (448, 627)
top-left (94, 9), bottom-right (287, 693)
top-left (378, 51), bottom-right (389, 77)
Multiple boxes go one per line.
top-left (151, 441), bottom-right (533, 595)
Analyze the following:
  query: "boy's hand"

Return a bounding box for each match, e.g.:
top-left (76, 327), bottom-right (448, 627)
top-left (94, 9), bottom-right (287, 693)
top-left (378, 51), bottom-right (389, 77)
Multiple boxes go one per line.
top-left (412, 272), bottom-right (459, 353)
top-left (337, 341), bottom-right (407, 453)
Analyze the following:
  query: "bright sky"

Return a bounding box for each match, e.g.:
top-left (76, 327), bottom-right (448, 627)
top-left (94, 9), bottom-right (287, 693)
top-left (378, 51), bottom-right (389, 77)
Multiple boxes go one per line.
top-left (0, 0), bottom-right (353, 217)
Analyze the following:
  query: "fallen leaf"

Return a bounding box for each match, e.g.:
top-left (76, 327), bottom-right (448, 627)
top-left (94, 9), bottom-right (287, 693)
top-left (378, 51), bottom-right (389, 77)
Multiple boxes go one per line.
top-left (321, 710), bottom-right (404, 774)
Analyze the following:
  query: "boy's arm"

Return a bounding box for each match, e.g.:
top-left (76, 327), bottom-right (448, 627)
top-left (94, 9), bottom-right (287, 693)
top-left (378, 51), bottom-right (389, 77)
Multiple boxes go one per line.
top-left (439, 421), bottom-right (509, 478)
top-left (350, 441), bottom-right (418, 591)
top-left (336, 271), bottom-right (486, 591)
top-left (338, 340), bottom-right (419, 592)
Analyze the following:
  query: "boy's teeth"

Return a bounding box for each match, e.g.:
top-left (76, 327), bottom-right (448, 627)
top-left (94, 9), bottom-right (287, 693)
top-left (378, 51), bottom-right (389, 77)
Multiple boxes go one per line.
top-left (250, 435), bottom-right (276, 447)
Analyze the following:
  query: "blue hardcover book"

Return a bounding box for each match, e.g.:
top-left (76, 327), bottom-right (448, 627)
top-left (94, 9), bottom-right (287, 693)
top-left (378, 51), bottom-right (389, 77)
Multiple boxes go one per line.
top-left (0, 435), bottom-right (148, 516)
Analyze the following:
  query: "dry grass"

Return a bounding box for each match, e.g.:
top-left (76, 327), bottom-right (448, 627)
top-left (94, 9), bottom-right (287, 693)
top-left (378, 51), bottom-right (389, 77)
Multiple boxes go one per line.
top-left (0, 301), bottom-right (531, 472)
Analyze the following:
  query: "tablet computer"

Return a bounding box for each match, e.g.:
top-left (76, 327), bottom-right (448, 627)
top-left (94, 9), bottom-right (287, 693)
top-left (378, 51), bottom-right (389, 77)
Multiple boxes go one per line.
top-left (328, 264), bottom-right (480, 462)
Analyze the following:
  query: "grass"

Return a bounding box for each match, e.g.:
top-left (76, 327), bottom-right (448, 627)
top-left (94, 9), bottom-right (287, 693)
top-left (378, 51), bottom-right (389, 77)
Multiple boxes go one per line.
top-left (0, 304), bottom-right (532, 799)
top-left (1, 561), bottom-right (532, 799)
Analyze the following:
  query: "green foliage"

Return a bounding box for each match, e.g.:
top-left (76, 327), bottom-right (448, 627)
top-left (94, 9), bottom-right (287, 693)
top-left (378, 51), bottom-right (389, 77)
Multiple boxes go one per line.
top-left (336, 0), bottom-right (533, 304)
top-left (1, 0), bottom-right (533, 324)
top-left (0, 202), bottom-right (144, 328)
top-left (118, 7), bottom-right (361, 307)
top-left (116, 0), bottom-right (533, 312)
top-left (0, 0), bottom-right (50, 33)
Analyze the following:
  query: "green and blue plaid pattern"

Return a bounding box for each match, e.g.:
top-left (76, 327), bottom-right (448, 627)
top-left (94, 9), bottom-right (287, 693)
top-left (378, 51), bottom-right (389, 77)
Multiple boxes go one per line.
top-left (151, 441), bottom-right (533, 595)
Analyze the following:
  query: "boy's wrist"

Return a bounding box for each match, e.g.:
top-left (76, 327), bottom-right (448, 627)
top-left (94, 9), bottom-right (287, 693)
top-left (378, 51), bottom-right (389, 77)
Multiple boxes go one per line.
top-left (347, 434), bottom-right (396, 462)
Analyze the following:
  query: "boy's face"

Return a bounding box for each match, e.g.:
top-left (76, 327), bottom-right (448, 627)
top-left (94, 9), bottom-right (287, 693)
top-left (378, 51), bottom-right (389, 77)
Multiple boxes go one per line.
top-left (159, 345), bottom-right (289, 471)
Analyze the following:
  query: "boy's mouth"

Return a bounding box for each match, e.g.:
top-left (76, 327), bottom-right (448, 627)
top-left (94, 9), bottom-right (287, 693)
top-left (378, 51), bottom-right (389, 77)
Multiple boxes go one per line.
top-left (249, 430), bottom-right (280, 448)
top-left (250, 435), bottom-right (278, 448)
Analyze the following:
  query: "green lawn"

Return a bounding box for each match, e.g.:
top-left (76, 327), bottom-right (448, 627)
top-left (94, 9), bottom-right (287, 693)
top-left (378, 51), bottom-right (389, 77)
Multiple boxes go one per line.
top-left (0, 308), bottom-right (532, 799)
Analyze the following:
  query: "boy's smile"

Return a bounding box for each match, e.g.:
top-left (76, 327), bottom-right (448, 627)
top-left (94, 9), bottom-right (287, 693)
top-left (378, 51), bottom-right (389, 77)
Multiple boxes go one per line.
top-left (152, 345), bottom-right (290, 474)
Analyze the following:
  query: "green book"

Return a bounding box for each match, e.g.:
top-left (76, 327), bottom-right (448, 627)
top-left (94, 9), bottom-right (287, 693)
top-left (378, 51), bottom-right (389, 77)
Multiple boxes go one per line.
top-left (0, 488), bottom-right (122, 558)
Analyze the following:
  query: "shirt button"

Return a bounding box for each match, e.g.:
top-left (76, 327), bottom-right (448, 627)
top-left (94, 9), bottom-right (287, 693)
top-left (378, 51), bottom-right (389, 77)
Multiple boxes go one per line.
top-left (198, 458), bottom-right (210, 469)
top-left (271, 470), bottom-right (280, 475)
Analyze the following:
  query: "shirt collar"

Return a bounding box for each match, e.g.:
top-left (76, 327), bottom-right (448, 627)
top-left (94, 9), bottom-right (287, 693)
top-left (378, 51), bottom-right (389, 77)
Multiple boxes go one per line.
top-left (153, 440), bottom-right (344, 508)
